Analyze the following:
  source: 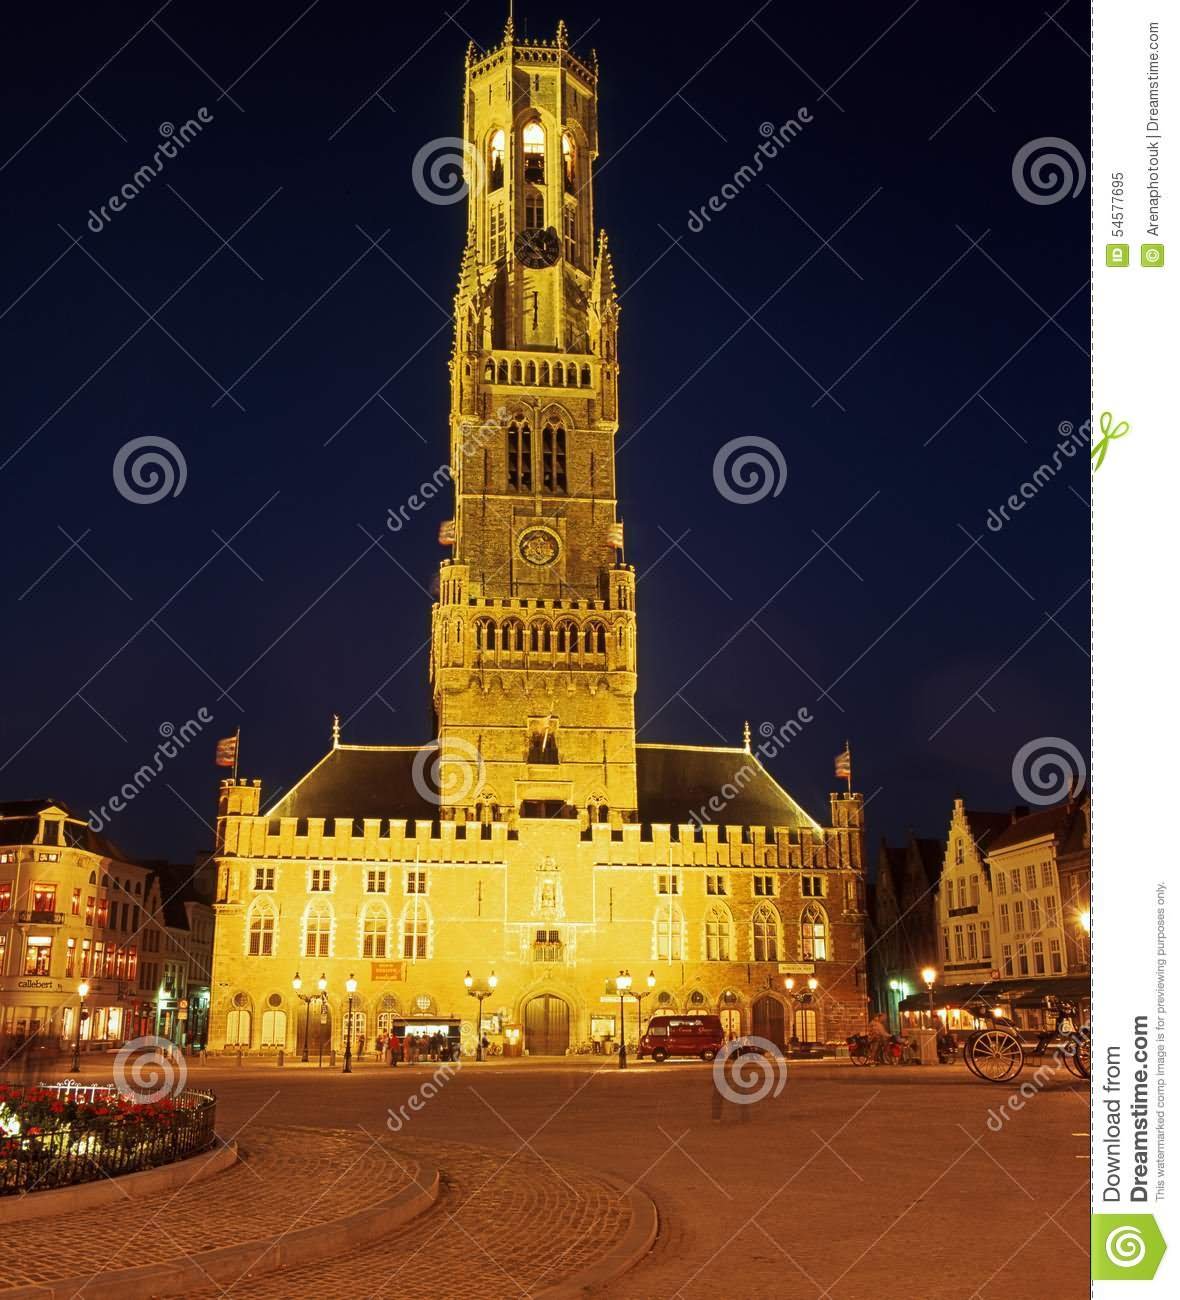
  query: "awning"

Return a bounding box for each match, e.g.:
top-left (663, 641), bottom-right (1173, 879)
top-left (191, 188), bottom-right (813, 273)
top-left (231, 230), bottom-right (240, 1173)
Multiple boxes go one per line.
top-left (899, 976), bottom-right (1090, 1012)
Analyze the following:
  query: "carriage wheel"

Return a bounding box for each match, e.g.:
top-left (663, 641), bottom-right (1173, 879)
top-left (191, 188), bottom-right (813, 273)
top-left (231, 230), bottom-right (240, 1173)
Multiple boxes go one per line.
top-left (966, 1029), bottom-right (1024, 1082)
top-left (962, 1037), bottom-right (982, 1078)
top-left (1064, 1029), bottom-right (1091, 1079)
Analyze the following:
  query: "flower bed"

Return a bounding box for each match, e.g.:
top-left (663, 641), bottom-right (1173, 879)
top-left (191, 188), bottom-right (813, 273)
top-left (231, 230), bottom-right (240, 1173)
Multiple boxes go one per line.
top-left (0, 1083), bottom-right (217, 1194)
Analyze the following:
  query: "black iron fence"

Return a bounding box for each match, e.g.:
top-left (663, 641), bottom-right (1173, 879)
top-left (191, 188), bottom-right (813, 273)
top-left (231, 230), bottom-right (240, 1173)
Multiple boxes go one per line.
top-left (0, 1088), bottom-right (217, 1195)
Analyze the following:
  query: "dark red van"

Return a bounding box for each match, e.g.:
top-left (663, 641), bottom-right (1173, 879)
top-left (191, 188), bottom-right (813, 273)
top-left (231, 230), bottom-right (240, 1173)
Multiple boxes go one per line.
top-left (638, 1014), bottom-right (725, 1062)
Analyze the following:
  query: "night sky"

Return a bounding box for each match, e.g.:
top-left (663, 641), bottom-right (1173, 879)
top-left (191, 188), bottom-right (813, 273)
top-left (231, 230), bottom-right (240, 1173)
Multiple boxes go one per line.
top-left (0, 1), bottom-right (1089, 864)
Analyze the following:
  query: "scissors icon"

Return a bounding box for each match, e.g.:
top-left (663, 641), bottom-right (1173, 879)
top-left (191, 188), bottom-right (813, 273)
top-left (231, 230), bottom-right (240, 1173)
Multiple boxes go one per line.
top-left (1091, 411), bottom-right (1129, 471)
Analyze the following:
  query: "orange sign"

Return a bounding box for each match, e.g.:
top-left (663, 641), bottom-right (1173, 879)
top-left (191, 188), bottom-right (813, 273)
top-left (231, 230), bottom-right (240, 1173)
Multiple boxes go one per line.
top-left (371, 961), bottom-right (406, 982)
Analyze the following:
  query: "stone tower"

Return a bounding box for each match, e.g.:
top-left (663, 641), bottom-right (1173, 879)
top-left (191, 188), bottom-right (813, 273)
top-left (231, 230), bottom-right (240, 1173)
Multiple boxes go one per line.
top-left (431, 18), bottom-right (637, 824)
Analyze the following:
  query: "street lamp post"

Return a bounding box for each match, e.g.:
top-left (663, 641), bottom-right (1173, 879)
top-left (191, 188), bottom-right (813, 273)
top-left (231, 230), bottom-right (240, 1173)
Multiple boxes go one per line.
top-left (464, 969), bottom-right (498, 1061)
top-left (783, 977), bottom-right (820, 1048)
top-left (630, 970), bottom-right (656, 1035)
top-left (293, 972), bottom-right (328, 1064)
top-left (615, 970), bottom-right (633, 1069)
top-left (71, 981), bottom-right (90, 1072)
top-left (343, 974), bottom-right (357, 1074)
top-left (921, 966), bottom-right (937, 1030)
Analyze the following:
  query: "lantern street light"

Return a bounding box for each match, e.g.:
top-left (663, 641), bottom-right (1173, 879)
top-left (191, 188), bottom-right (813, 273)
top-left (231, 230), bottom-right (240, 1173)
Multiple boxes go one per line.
top-left (293, 972), bottom-right (329, 1064)
top-left (629, 970), bottom-right (656, 1034)
top-left (615, 970), bottom-right (633, 1069)
top-left (464, 969), bottom-right (498, 1061)
top-left (782, 977), bottom-right (821, 1049)
top-left (343, 974), bottom-right (358, 1074)
top-left (71, 981), bottom-right (90, 1072)
top-left (921, 966), bottom-right (938, 1029)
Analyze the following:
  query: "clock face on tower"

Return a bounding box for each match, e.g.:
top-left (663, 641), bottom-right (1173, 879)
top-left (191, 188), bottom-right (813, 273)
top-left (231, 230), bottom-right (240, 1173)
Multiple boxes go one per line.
top-left (514, 226), bottom-right (560, 268)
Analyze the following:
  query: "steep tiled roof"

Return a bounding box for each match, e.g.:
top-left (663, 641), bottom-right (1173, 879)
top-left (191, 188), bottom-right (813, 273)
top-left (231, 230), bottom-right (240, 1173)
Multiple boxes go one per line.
top-left (987, 801), bottom-right (1081, 853)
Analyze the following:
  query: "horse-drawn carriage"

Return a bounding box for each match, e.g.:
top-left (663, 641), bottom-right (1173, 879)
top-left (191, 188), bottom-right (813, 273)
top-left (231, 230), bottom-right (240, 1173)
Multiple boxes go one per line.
top-left (960, 994), bottom-right (1090, 1083)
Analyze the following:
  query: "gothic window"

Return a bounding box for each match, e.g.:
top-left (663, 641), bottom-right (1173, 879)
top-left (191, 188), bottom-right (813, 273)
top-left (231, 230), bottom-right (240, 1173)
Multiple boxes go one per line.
top-left (497, 360), bottom-right (509, 383)
top-left (556, 620), bottom-right (578, 654)
top-left (525, 189), bottom-right (544, 230)
top-left (561, 131), bottom-right (575, 192)
top-left (488, 202), bottom-right (505, 260)
top-left (401, 903), bottom-right (431, 960)
top-left (563, 204), bottom-right (577, 261)
top-left (484, 359), bottom-right (495, 381)
top-left (704, 906), bottom-right (732, 961)
top-left (552, 363), bottom-right (563, 387)
top-left (580, 364), bottom-right (591, 386)
top-left (511, 359), bottom-right (522, 383)
top-left (655, 906), bottom-right (685, 961)
top-left (584, 621), bottom-right (606, 655)
top-left (506, 421), bottom-right (532, 491)
top-left (474, 617), bottom-right (495, 653)
top-left (752, 904), bottom-right (780, 962)
top-left (539, 361), bottom-right (550, 385)
top-left (501, 619), bottom-right (524, 656)
top-left (361, 903), bottom-right (390, 959)
top-left (529, 620), bottom-right (551, 653)
top-left (525, 361), bottom-right (536, 384)
top-left (489, 128), bottom-right (505, 190)
top-left (541, 424), bottom-right (567, 492)
top-left (246, 900), bottom-right (276, 956)
top-left (304, 903), bottom-right (332, 958)
top-left (522, 120), bottom-right (545, 182)
top-left (566, 363), bottom-right (577, 386)
top-left (800, 904), bottom-right (828, 961)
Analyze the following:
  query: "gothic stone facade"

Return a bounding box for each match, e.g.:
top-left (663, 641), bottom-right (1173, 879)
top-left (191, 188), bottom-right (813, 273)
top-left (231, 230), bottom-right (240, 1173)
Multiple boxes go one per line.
top-left (209, 20), bottom-right (869, 1056)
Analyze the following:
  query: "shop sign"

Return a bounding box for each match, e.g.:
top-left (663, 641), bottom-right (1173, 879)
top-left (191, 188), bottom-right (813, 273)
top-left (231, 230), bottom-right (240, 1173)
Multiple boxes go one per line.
top-left (371, 961), bottom-right (406, 982)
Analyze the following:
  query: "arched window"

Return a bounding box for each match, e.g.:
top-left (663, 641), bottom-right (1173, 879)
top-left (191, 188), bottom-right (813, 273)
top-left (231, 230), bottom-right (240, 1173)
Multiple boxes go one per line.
top-left (566, 363), bottom-right (577, 386)
top-left (655, 906), bottom-right (685, 961)
top-left (525, 189), bottom-right (544, 230)
top-left (489, 128), bottom-right (505, 190)
top-left (474, 617), bottom-right (495, 652)
top-left (704, 906), bottom-right (732, 961)
top-left (539, 361), bottom-right (550, 385)
top-left (752, 904), bottom-right (780, 962)
top-left (522, 121), bottom-right (545, 182)
top-left (525, 361), bottom-right (536, 384)
top-left (246, 900), bottom-right (276, 956)
top-left (556, 620), bottom-right (578, 654)
top-left (304, 903), bottom-right (332, 958)
top-left (584, 622), bottom-right (606, 655)
top-left (376, 993), bottom-right (400, 1037)
top-left (511, 359), bottom-right (522, 383)
top-left (529, 620), bottom-right (550, 653)
top-left (561, 131), bottom-right (575, 192)
top-left (401, 902), bottom-right (431, 960)
top-left (541, 424), bottom-right (567, 492)
top-left (361, 903), bottom-right (390, 959)
top-left (497, 359), bottom-right (509, 383)
top-left (260, 995), bottom-right (287, 1048)
top-left (563, 204), bottom-right (577, 262)
top-left (507, 421), bottom-right (532, 491)
top-left (552, 363), bottom-right (563, 387)
top-left (800, 904), bottom-right (829, 961)
top-left (225, 995), bottom-right (252, 1047)
top-left (580, 364), bottom-right (591, 386)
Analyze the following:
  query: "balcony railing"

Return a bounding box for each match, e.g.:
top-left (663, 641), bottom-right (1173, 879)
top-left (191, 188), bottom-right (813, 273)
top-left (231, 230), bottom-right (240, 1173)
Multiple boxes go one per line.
top-left (16, 910), bottom-right (65, 925)
top-left (532, 942), bottom-right (564, 963)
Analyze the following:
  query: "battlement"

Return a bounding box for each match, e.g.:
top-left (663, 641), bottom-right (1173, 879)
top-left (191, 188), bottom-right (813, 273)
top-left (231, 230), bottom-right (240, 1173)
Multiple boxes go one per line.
top-left (467, 19), bottom-right (597, 87)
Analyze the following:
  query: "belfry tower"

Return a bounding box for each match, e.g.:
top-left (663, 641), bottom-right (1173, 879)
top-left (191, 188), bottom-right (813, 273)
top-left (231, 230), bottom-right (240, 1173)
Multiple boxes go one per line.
top-left (430, 18), bottom-right (637, 824)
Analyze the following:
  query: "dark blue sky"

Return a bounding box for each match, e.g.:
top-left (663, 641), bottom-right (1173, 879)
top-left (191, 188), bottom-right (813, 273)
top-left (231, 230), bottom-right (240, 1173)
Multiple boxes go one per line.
top-left (0, 1), bottom-right (1089, 861)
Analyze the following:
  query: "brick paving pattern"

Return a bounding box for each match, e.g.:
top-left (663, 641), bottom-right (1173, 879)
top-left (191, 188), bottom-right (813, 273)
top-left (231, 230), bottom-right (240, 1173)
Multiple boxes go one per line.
top-left (185, 1136), bottom-right (634, 1299)
top-left (0, 1126), bottom-right (419, 1290)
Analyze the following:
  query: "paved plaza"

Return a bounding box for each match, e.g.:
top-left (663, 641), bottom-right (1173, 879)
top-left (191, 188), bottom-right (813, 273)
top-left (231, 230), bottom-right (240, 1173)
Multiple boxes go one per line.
top-left (1, 1055), bottom-right (1089, 1299)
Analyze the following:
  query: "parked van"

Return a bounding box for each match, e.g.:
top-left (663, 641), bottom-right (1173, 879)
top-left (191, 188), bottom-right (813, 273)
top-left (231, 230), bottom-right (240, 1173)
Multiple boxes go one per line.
top-left (638, 1014), bottom-right (725, 1062)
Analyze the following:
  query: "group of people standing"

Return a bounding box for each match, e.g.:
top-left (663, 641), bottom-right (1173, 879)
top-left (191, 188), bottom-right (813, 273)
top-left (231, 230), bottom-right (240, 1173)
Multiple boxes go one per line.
top-left (373, 1031), bottom-right (459, 1065)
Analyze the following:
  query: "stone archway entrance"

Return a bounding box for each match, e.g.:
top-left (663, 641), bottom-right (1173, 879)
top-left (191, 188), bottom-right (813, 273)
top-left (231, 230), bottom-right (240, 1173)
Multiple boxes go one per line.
top-left (752, 996), bottom-right (786, 1048)
top-left (524, 994), bottom-right (570, 1056)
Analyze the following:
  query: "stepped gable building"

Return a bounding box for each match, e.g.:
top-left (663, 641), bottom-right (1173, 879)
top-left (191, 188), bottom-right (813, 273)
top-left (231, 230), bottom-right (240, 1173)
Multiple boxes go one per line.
top-left (209, 18), bottom-right (869, 1057)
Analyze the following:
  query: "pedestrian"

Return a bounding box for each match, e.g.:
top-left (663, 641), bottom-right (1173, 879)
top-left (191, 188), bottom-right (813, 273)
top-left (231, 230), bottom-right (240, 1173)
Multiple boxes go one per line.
top-left (357, 1033), bottom-right (365, 1060)
top-left (866, 1011), bottom-right (890, 1065)
top-left (375, 1032), bottom-right (385, 1060)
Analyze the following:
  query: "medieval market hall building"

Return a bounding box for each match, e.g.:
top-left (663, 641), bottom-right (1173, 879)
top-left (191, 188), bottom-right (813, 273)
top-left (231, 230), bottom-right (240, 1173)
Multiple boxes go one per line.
top-left (209, 20), bottom-right (869, 1058)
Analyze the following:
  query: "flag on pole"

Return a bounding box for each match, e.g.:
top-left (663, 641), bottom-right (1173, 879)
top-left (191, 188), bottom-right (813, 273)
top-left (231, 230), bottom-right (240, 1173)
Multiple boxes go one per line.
top-left (438, 519), bottom-right (456, 546)
top-left (607, 522), bottom-right (624, 549)
top-left (215, 735), bottom-right (239, 768)
top-left (834, 744), bottom-right (852, 782)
